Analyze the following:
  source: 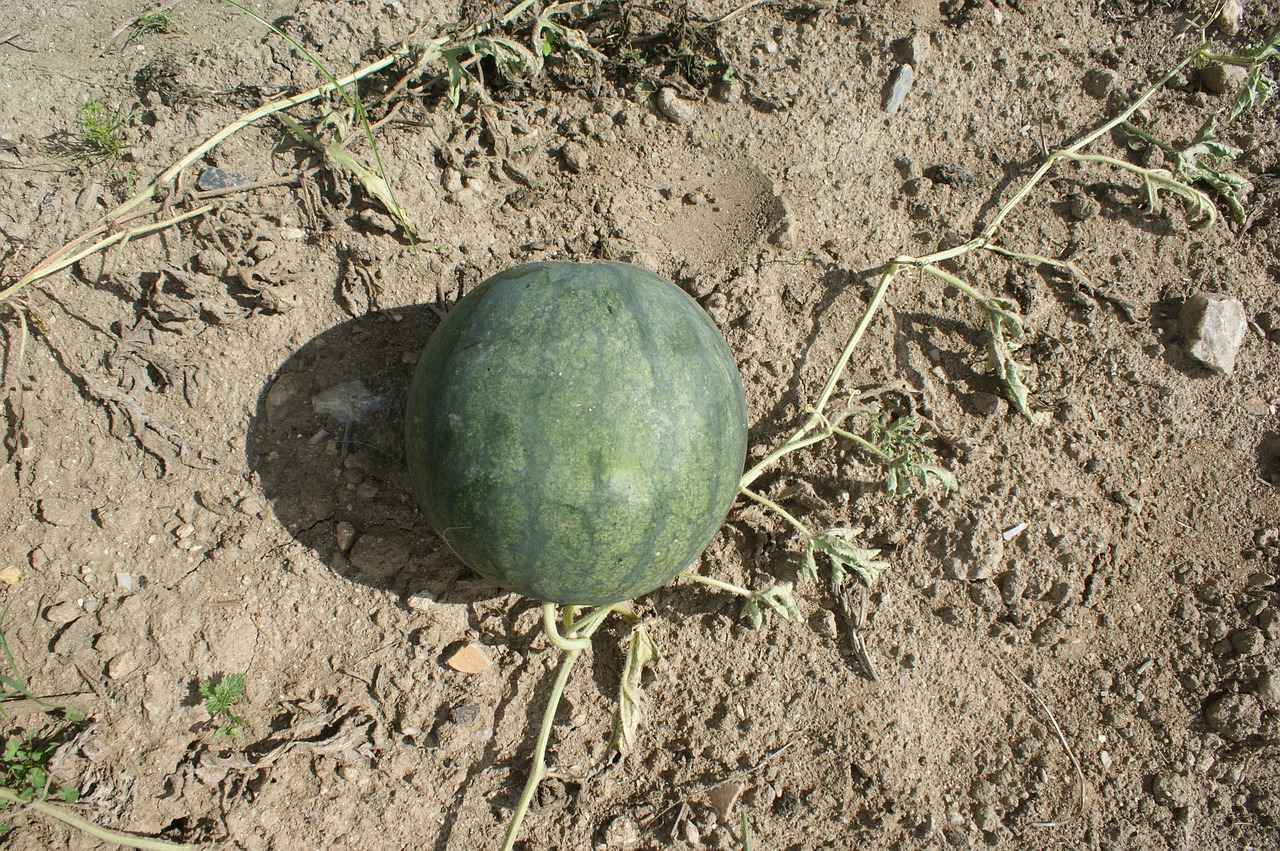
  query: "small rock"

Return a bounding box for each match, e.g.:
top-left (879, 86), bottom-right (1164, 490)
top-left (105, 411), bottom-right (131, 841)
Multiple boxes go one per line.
top-left (884, 63), bottom-right (915, 116)
top-left (237, 496), bottom-right (264, 517)
top-left (1180, 292), bottom-right (1248, 375)
top-left (1151, 771), bottom-right (1194, 808)
top-left (1200, 62), bottom-right (1248, 95)
top-left (44, 601), bottom-right (82, 626)
top-left (449, 700), bottom-right (480, 724)
top-left (335, 521), bottom-right (357, 554)
top-left (1216, 0), bottom-right (1243, 35)
top-left (250, 240), bottom-right (277, 261)
top-left (347, 532), bottom-right (408, 581)
top-left (968, 391), bottom-right (1005, 418)
top-left (892, 32), bottom-right (930, 67)
top-left (971, 802), bottom-right (997, 831)
top-left (711, 76), bottom-right (740, 102)
top-left (707, 780), bottom-right (744, 822)
top-left (312, 380), bottom-right (386, 426)
top-left (106, 650), bottom-right (138, 680)
top-left (445, 642), bottom-right (491, 674)
top-left (1000, 568), bottom-right (1027, 604)
top-left (1257, 671), bottom-right (1280, 706)
top-left (1031, 615), bottom-right (1067, 647)
top-left (1067, 191), bottom-right (1101, 221)
top-left (197, 167), bottom-right (249, 191)
top-left (265, 372), bottom-right (310, 424)
top-left (1231, 627), bottom-right (1265, 656)
top-left (656, 87), bottom-right (693, 124)
top-left (560, 141), bottom-right (588, 173)
top-left (1205, 693), bottom-right (1262, 741)
top-left (603, 814), bottom-right (641, 849)
top-left (406, 589), bottom-right (436, 612)
top-left (115, 571), bottom-right (135, 591)
top-left (194, 248), bottom-right (229, 276)
top-left (0, 565), bottom-right (21, 586)
top-left (1083, 67), bottom-right (1116, 99)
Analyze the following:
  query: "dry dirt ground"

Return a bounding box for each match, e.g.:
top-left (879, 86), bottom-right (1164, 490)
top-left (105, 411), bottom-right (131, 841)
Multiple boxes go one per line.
top-left (1, 0), bottom-right (1279, 848)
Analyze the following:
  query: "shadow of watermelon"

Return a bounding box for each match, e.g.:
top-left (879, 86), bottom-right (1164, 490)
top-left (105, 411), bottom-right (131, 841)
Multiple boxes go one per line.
top-left (245, 304), bottom-right (499, 603)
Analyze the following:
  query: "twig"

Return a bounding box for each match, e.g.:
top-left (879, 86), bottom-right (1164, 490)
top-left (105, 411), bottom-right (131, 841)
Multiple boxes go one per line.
top-left (998, 662), bottom-right (1086, 828)
top-left (0, 786), bottom-right (195, 849)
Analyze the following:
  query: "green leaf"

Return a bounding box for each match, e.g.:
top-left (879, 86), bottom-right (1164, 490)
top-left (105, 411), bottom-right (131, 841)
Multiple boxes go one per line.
top-left (801, 539), bottom-right (819, 586)
top-left (805, 528), bottom-right (889, 589)
top-left (608, 624), bottom-right (659, 757)
top-left (740, 582), bottom-right (799, 629)
top-left (981, 299), bottom-right (1033, 419)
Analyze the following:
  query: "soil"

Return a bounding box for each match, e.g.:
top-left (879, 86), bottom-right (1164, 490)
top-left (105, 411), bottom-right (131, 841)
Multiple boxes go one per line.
top-left (1, 0), bottom-right (1279, 849)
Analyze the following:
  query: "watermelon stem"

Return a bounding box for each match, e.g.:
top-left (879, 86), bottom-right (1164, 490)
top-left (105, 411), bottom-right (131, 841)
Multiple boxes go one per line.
top-left (502, 602), bottom-right (625, 851)
top-left (736, 487), bottom-right (810, 538)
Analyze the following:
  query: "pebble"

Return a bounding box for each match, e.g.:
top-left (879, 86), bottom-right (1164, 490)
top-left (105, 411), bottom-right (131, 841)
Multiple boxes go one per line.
top-left (335, 521), bottom-right (357, 554)
top-left (1151, 771), bottom-right (1194, 808)
top-left (884, 64), bottom-right (914, 116)
top-left (1067, 190), bottom-right (1101, 221)
top-left (1258, 671), bottom-right (1280, 706)
top-left (449, 700), bottom-right (480, 724)
top-left (561, 141), bottom-right (588, 173)
top-left (1180, 292), bottom-right (1248, 375)
top-left (44, 600), bottom-right (82, 625)
top-left (312, 380), bottom-right (386, 426)
top-left (1083, 67), bottom-right (1116, 99)
top-left (1216, 0), bottom-right (1243, 34)
top-left (602, 815), bottom-right (641, 848)
top-left (1031, 615), bottom-right (1067, 647)
top-left (1200, 62), bottom-right (1248, 95)
top-left (265, 372), bottom-right (310, 424)
top-left (106, 650), bottom-right (138, 680)
top-left (1230, 627), bottom-right (1264, 656)
top-left (194, 248), bottom-right (229, 276)
top-left (196, 167), bottom-right (249, 191)
top-left (707, 780), bottom-right (743, 822)
top-left (656, 87), bottom-right (693, 124)
top-left (445, 642), bottom-right (491, 674)
top-left (1204, 693), bottom-right (1261, 741)
top-left (347, 532), bottom-right (408, 581)
top-left (968, 391), bottom-right (1005, 418)
top-left (971, 802), bottom-right (997, 831)
top-left (711, 77), bottom-right (740, 102)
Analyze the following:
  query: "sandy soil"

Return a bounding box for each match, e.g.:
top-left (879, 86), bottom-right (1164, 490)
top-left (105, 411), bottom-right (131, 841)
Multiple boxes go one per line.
top-left (1, 0), bottom-right (1278, 849)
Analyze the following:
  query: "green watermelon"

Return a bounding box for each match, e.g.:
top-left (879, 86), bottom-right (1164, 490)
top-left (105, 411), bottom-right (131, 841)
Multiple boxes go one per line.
top-left (405, 261), bottom-right (748, 606)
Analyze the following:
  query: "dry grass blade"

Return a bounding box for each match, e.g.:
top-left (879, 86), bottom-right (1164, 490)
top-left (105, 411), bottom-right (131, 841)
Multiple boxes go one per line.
top-left (999, 661), bottom-right (1086, 828)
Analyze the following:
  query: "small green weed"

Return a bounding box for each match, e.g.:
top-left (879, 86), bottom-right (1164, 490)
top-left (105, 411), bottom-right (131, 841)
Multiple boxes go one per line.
top-left (60, 99), bottom-right (131, 168)
top-left (131, 11), bottom-right (185, 37)
top-left (0, 731), bottom-right (77, 805)
top-left (199, 673), bottom-right (246, 737)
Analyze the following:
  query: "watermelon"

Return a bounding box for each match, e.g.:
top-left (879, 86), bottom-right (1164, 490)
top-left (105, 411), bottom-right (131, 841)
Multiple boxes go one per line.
top-left (405, 261), bottom-right (748, 606)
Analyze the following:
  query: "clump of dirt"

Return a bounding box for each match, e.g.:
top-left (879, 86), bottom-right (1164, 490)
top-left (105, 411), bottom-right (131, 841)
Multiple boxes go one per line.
top-left (0, 0), bottom-right (1278, 849)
